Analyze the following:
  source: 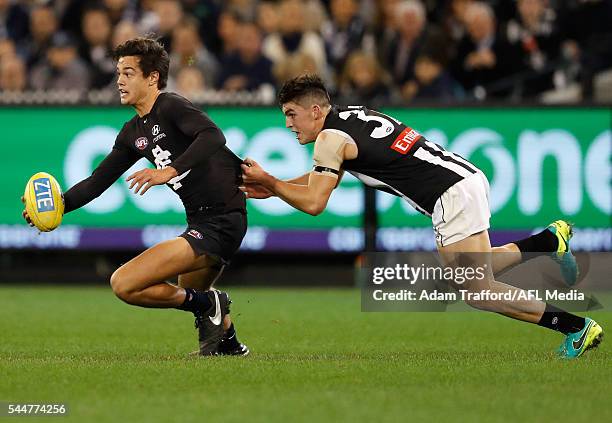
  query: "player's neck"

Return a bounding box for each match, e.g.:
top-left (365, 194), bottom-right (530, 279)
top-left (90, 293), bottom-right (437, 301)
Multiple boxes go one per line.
top-left (315, 105), bottom-right (332, 133)
top-left (134, 89), bottom-right (161, 117)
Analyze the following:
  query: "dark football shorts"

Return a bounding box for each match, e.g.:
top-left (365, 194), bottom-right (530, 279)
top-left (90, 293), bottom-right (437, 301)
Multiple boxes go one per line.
top-left (179, 211), bottom-right (247, 264)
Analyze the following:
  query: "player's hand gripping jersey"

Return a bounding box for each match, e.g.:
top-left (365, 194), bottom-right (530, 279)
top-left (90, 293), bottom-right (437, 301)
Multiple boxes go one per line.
top-left (63, 93), bottom-right (246, 218)
top-left (320, 105), bottom-right (481, 216)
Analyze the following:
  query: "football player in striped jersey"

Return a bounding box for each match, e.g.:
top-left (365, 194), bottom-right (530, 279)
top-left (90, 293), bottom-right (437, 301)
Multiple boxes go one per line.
top-left (241, 74), bottom-right (602, 359)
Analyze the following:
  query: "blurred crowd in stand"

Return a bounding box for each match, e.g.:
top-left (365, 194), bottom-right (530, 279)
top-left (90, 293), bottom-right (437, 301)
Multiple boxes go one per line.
top-left (1, 0), bottom-right (611, 104)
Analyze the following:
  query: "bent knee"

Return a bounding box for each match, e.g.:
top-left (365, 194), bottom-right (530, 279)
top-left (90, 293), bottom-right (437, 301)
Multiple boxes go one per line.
top-left (110, 269), bottom-right (136, 303)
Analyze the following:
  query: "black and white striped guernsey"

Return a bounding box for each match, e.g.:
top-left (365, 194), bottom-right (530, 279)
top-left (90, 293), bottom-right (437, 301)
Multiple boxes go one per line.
top-left (322, 105), bottom-right (480, 216)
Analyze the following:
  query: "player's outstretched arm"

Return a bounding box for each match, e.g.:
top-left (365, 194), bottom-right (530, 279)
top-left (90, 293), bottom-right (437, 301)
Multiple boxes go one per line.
top-left (240, 170), bottom-right (344, 199)
top-left (240, 169), bottom-right (327, 199)
top-left (63, 142), bottom-right (139, 213)
top-left (242, 158), bottom-right (337, 215)
top-left (285, 173), bottom-right (311, 185)
top-left (240, 131), bottom-right (349, 213)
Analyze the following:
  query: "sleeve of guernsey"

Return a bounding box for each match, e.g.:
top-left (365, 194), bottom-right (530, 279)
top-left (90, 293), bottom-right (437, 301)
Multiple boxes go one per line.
top-left (63, 136), bottom-right (139, 214)
top-left (312, 131), bottom-right (348, 177)
top-left (163, 95), bottom-right (226, 175)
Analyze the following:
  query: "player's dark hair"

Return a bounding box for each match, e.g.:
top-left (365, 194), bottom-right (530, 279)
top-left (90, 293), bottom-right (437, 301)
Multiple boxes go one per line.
top-left (278, 74), bottom-right (331, 107)
top-left (112, 37), bottom-right (169, 89)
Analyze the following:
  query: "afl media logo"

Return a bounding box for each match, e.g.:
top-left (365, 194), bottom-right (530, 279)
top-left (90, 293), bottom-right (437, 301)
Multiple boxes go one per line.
top-left (135, 137), bottom-right (148, 150)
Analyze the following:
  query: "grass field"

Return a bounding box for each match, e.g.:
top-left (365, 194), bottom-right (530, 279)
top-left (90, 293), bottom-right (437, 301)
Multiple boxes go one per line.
top-left (0, 286), bottom-right (610, 422)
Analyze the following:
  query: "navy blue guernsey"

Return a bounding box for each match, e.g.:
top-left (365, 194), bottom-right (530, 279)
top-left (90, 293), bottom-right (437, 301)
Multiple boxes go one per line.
top-left (322, 105), bottom-right (479, 216)
top-left (63, 92), bottom-right (245, 219)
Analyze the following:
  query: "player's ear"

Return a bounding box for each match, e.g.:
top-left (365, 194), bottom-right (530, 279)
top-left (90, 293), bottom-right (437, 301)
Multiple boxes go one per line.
top-left (312, 104), bottom-right (322, 119)
top-left (148, 71), bottom-right (159, 87)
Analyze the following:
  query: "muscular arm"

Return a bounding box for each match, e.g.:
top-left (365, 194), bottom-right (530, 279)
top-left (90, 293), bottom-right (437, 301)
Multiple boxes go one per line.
top-left (63, 142), bottom-right (139, 213)
top-left (162, 95), bottom-right (226, 174)
top-left (242, 131), bottom-right (349, 215)
top-left (242, 169), bottom-right (343, 199)
top-left (285, 172), bottom-right (310, 185)
top-left (287, 170), bottom-right (344, 186)
top-left (266, 173), bottom-right (337, 215)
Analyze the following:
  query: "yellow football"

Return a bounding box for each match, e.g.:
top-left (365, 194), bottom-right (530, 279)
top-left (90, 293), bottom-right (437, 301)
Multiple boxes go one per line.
top-left (24, 172), bottom-right (64, 232)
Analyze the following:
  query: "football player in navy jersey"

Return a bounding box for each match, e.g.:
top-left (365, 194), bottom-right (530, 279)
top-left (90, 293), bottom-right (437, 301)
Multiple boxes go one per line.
top-left (22, 38), bottom-right (249, 356)
top-left (241, 74), bottom-right (603, 359)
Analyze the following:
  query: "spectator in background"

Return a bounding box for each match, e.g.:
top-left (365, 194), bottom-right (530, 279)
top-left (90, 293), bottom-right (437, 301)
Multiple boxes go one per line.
top-left (0, 53), bottom-right (27, 92)
top-left (273, 52), bottom-right (318, 85)
top-left (504, 0), bottom-right (561, 97)
top-left (302, 0), bottom-right (329, 33)
top-left (218, 21), bottom-right (274, 92)
top-left (321, 0), bottom-right (372, 76)
top-left (560, 0), bottom-right (612, 99)
top-left (262, 0), bottom-right (328, 78)
top-left (437, 0), bottom-right (473, 43)
top-left (225, 0), bottom-right (258, 20)
top-left (0, 36), bottom-right (15, 61)
top-left (182, 0), bottom-right (222, 57)
top-left (0, 0), bottom-right (29, 45)
top-left (384, 1), bottom-right (437, 93)
top-left (257, 1), bottom-right (279, 35)
top-left (135, 0), bottom-right (160, 34)
top-left (372, 0), bottom-right (401, 66)
top-left (337, 51), bottom-right (394, 107)
top-left (24, 5), bottom-right (58, 68)
top-left (175, 66), bottom-right (206, 101)
top-left (217, 9), bottom-right (242, 57)
top-left (450, 2), bottom-right (521, 98)
top-left (103, 0), bottom-right (138, 26)
top-left (0, 37), bottom-right (19, 92)
top-left (80, 7), bottom-right (116, 89)
top-left (152, 0), bottom-right (184, 52)
top-left (112, 20), bottom-right (139, 49)
top-left (30, 32), bottom-right (90, 93)
top-left (402, 44), bottom-right (464, 102)
top-left (169, 18), bottom-right (219, 88)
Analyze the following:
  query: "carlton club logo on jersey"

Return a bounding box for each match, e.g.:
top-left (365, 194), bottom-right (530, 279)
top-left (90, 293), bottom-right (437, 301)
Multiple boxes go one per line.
top-left (187, 229), bottom-right (203, 239)
top-left (152, 125), bottom-right (160, 136)
top-left (134, 137), bottom-right (149, 150)
top-left (391, 127), bottom-right (422, 154)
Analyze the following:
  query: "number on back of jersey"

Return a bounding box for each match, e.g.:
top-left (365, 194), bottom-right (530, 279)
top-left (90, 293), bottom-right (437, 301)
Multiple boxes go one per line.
top-left (338, 108), bottom-right (396, 139)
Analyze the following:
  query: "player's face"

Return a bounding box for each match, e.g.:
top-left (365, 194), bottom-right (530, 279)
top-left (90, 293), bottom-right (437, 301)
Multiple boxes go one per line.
top-left (282, 101), bottom-right (320, 145)
top-left (116, 56), bottom-right (158, 105)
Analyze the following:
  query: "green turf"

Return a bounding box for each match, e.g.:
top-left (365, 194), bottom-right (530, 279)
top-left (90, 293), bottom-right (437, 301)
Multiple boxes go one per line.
top-left (0, 286), bottom-right (610, 422)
